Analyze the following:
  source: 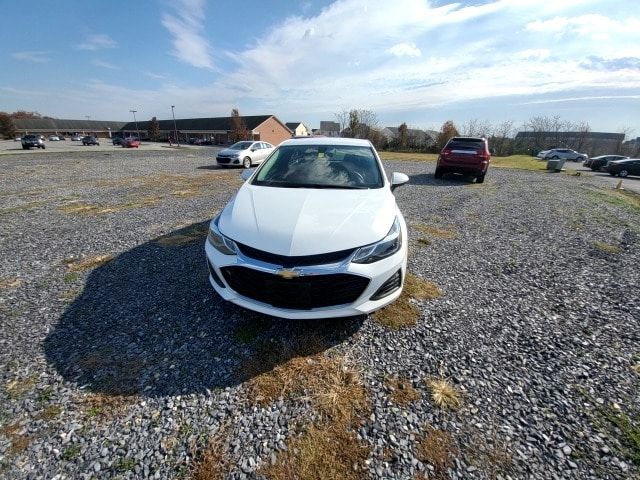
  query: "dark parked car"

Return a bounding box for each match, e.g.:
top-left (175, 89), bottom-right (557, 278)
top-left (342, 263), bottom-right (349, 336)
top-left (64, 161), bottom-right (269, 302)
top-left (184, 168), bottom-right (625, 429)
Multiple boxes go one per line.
top-left (82, 136), bottom-right (100, 146)
top-left (21, 134), bottom-right (45, 150)
top-left (608, 159), bottom-right (640, 178)
top-left (588, 155), bottom-right (628, 171)
top-left (112, 137), bottom-right (125, 146)
top-left (435, 137), bottom-right (490, 183)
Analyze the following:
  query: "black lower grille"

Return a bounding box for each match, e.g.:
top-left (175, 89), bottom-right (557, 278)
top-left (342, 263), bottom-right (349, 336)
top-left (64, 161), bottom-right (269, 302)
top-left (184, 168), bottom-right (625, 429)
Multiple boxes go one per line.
top-left (370, 269), bottom-right (402, 300)
top-left (220, 266), bottom-right (369, 310)
top-left (236, 243), bottom-right (356, 268)
top-left (216, 157), bottom-right (231, 164)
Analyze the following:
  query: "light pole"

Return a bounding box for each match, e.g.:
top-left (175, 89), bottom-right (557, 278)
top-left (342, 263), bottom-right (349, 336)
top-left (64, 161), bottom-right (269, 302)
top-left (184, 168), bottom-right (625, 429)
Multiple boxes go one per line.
top-left (171, 105), bottom-right (179, 146)
top-left (129, 109), bottom-right (139, 140)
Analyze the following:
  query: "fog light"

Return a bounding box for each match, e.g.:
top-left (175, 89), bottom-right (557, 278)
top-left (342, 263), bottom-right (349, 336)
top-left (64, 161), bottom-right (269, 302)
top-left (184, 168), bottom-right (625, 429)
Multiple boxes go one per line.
top-left (370, 269), bottom-right (402, 300)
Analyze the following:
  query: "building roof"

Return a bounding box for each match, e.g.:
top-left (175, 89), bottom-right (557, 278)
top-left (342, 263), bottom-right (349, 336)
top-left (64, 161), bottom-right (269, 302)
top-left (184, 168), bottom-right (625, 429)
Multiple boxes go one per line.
top-left (121, 115), bottom-right (275, 132)
top-left (13, 118), bottom-right (127, 131)
top-left (285, 122), bottom-right (302, 130)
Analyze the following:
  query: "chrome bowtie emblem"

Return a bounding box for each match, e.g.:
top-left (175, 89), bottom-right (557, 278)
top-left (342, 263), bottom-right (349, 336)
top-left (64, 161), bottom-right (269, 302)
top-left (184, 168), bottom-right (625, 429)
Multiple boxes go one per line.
top-left (276, 269), bottom-right (300, 279)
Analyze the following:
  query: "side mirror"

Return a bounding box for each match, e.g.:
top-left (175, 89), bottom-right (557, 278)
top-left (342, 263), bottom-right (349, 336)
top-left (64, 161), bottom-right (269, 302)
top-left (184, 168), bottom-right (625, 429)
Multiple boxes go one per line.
top-left (240, 168), bottom-right (255, 181)
top-left (250, 148), bottom-right (256, 152)
top-left (390, 172), bottom-right (409, 191)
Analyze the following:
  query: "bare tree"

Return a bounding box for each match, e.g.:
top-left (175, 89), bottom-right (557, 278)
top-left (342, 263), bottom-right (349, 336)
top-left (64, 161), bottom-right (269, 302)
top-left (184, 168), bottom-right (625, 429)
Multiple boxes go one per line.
top-left (398, 122), bottom-right (408, 150)
top-left (334, 109), bottom-right (350, 135)
top-left (490, 120), bottom-right (515, 156)
top-left (461, 119), bottom-right (493, 138)
top-left (0, 112), bottom-right (16, 139)
top-left (230, 108), bottom-right (248, 142)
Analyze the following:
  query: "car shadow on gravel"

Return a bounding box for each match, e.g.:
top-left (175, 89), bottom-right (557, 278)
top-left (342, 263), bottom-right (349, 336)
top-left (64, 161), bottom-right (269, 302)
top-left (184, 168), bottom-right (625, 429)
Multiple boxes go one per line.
top-left (408, 173), bottom-right (476, 185)
top-left (44, 221), bottom-right (364, 398)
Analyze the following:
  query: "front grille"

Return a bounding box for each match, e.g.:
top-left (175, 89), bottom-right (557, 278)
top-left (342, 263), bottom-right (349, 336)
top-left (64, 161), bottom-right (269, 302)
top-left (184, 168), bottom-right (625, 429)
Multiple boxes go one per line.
top-left (216, 157), bottom-right (231, 164)
top-left (220, 266), bottom-right (369, 310)
top-left (236, 243), bottom-right (356, 268)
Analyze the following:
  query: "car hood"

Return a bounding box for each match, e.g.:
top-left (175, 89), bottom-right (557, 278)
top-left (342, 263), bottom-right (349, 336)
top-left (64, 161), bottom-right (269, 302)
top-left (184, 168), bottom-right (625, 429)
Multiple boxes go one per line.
top-left (218, 148), bottom-right (243, 156)
top-left (218, 184), bottom-right (396, 256)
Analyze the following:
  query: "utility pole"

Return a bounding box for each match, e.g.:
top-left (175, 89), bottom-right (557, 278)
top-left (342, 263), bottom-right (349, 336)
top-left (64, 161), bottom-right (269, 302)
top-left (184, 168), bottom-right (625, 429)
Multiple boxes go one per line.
top-left (129, 109), bottom-right (139, 140)
top-left (171, 105), bottom-right (179, 146)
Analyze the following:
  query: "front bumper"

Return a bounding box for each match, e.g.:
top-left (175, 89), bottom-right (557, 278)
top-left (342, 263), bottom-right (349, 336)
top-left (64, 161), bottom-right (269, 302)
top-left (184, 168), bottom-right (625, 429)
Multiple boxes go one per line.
top-left (204, 220), bottom-right (408, 319)
top-left (216, 157), bottom-right (241, 166)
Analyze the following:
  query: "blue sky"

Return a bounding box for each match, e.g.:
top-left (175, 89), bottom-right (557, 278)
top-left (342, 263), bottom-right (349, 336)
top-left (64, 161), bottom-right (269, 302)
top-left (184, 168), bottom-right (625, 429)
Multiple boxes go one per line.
top-left (1, 0), bottom-right (639, 136)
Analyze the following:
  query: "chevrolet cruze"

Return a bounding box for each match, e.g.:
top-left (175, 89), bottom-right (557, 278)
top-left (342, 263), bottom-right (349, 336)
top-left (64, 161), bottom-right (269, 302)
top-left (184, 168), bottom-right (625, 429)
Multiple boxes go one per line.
top-left (205, 138), bottom-right (409, 319)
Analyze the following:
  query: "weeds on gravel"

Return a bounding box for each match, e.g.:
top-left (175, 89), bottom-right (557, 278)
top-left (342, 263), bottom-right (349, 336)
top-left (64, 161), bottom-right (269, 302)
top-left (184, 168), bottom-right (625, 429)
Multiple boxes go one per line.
top-left (601, 409), bottom-right (640, 465)
top-left (0, 277), bottom-right (21, 289)
top-left (156, 224), bottom-right (209, 247)
top-left (112, 457), bottom-right (137, 473)
top-left (372, 273), bottom-right (442, 329)
top-left (585, 188), bottom-right (640, 214)
top-left (385, 376), bottom-right (421, 405)
top-left (427, 378), bottom-right (462, 410)
top-left (233, 319), bottom-right (271, 344)
top-left (80, 393), bottom-right (136, 418)
top-left (593, 241), bottom-right (621, 254)
top-left (191, 434), bottom-right (230, 480)
top-left (465, 431), bottom-right (513, 479)
top-left (61, 445), bottom-right (80, 461)
top-left (416, 427), bottom-right (457, 479)
top-left (413, 222), bottom-right (457, 239)
top-left (417, 237), bottom-right (432, 246)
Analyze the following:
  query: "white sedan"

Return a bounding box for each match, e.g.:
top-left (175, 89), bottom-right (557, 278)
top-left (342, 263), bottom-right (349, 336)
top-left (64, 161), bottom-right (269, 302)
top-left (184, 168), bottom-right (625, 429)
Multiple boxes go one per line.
top-left (216, 141), bottom-right (274, 168)
top-left (205, 137), bottom-right (409, 319)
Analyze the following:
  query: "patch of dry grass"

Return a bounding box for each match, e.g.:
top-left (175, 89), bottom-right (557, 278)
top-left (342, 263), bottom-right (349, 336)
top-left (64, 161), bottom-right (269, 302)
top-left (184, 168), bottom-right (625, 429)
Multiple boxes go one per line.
top-left (417, 237), bottom-right (432, 246)
top-left (5, 377), bottom-right (36, 399)
top-left (593, 241), bottom-right (622, 254)
top-left (0, 200), bottom-right (46, 215)
top-left (427, 378), bottom-right (462, 411)
top-left (58, 195), bottom-right (162, 216)
top-left (413, 222), bottom-right (457, 239)
top-left (80, 393), bottom-right (136, 418)
top-left (378, 151), bottom-right (438, 162)
top-left (65, 254), bottom-right (113, 272)
top-left (0, 423), bottom-right (30, 455)
top-left (36, 405), bottom-right (62, 421)
top-left (171, 189), bottom-right (201, 198)
top-left (190, 435), bottom-right (231, 480)
top-left (0, 277), bottom-right (21, 289)
top-left (262, 422), bottom-right (369, 480)
top-left (466, 432), bottom-right (513, 480)
top-left (385, 376), bottom-right (421, 405)
top-left (247, 346), bottom-right (368, 424)
top-left (156, 223), bottom-right (209, 247)
top-left (372, 273), bottom-right (442, 329)
top-left (416, 427), bottom-right (457, 479)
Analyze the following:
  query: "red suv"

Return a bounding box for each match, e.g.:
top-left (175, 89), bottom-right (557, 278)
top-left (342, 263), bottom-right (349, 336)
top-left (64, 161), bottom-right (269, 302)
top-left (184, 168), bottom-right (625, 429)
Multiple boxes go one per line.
top-left (434, 137), bottom-right (491, 183)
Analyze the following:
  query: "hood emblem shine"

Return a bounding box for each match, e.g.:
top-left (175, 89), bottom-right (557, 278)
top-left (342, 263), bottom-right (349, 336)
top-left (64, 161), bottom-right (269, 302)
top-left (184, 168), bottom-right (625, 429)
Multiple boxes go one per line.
top-left (276, 269), bottom-right (301, 279)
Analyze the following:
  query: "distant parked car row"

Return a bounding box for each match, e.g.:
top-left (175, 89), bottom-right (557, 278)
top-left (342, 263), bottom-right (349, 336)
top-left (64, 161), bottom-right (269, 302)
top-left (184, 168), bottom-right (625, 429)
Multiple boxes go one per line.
top-left (537, 148), bottom-right (587, 162)
top-left (584, 155), bottom-right (628, 171)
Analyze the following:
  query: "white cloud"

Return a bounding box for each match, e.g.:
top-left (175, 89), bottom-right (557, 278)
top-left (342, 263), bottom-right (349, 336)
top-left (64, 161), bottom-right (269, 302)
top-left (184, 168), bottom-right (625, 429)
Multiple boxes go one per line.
top-left (161, 0), bottom-right (213, 69)
top-left (12, 51), bottom-right (49, 63)
top-left (78, 34), bottom-right (117, 50)
top-left (387, 42), bottom-right (422, 57)
top-left (526, 14), bottom-right (640, 39)
top-left (91, 59), bottom-right (118, 70)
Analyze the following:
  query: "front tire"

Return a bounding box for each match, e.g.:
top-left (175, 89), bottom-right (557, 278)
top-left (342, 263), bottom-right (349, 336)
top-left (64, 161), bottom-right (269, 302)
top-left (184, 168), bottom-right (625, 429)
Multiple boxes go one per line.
top-left (476, 173), bottom-right (486, 184)
top-left (434, 167), bottom-right (443, 179)
top-left (619, 170), bottom-right (629, 178)
top-left (243, 157), bottom-right (252, 169)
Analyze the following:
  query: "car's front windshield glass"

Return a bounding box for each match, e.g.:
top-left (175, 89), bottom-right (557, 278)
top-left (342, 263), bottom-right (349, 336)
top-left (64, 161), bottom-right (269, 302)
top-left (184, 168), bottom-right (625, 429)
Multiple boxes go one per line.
top-left (230, 142), bottom-right (253, 150)
top-left (251, 144), bottom-right (383, 189)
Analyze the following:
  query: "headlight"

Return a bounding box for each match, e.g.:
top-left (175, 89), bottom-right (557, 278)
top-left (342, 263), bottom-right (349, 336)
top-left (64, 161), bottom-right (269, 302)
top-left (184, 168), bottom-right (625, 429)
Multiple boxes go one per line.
top-left (352, 217), bottom-right (402, 264)
top-left (231, 153), bottom-right (240, 158)
top-left (207, 217), bottom-right (238, 255)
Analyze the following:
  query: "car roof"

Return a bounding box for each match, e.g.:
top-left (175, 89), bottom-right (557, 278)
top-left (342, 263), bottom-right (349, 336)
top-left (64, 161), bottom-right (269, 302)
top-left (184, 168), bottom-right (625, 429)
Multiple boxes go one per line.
top-left (279, 137), bottom-right (372, 147)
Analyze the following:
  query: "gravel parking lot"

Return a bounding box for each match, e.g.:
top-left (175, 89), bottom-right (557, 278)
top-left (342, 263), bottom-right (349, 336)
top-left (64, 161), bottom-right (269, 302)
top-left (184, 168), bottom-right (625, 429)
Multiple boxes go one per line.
top-left (1, 149), bottom-right (639, 479)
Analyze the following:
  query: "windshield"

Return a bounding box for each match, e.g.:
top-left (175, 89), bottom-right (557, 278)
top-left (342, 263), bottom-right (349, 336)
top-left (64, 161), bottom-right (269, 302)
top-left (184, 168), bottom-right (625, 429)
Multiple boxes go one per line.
top-left (251, 144), bottom-right (383, 189)
top-left (230, 141), bottom-right (253, 150)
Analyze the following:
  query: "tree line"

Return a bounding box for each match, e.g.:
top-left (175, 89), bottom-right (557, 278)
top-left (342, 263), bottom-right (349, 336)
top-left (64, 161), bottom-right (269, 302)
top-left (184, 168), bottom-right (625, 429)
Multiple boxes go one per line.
top-left (332, 109), bottom-right (637, 157)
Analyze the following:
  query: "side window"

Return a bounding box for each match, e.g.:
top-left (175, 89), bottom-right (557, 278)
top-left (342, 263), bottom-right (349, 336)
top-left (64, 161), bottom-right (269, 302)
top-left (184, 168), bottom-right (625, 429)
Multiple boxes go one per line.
top-left (253, 142), bottom-right (261, 150)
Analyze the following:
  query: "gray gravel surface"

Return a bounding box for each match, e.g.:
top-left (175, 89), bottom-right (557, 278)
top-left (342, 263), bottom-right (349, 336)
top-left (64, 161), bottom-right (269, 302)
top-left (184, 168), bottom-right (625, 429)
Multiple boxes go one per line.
top-left (1, 150), bottom-right (639, 479)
